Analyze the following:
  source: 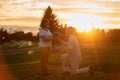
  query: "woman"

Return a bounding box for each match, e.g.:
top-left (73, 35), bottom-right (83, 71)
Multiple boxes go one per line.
top-left (60, 27), bottom-right (93, 75)
top-left (39, 19), bottom-right (53, 75)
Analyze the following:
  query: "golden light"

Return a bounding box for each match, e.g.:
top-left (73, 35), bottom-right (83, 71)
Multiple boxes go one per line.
top-left (57, 13), bottom-right (102, 32)
top-left (28, 50), bottom-right (33, 55)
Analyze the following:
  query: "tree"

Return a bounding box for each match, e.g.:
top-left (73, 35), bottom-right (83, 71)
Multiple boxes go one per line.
top-left (41, 6), bottom-right (60, 33)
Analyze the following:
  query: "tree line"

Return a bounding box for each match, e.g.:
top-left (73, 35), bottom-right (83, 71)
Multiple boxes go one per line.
top-left (77, 29), bottom-right (120, 43)
top-left (1, 27), bottom-right (120, 44)
top-left (0, 28), bottom-right (38, 43)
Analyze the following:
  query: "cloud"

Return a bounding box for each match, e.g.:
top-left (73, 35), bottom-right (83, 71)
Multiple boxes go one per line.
top-left (91, 12), bottom-right (120, 18)
top-left (103, 20), bottom-right (120, 25)
top-left (0, 16), bottom-right (40, 22)
top-left (0, 0), bottom-right (120, 28)
top-left (54, 8), bottom-right (89, 13)
top-left (99, 1), bottom-right (120, 12)
top-left (0, 16), bottom-right (40, 27)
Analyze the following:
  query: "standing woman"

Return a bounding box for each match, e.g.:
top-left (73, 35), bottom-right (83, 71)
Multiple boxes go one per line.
top-left (39, 19), bottom-right (53, 75)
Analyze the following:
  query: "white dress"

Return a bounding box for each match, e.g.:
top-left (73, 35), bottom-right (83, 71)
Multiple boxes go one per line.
top-left (39, 29), bottom-right (53, 48)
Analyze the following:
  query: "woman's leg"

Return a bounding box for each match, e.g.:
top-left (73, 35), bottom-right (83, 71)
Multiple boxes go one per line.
top-left (40, 47), bottom-right (51, 74)
top-left (40, 47), bottom-right (46, 74)
top-left (44, 47), bottom-right (51, 73)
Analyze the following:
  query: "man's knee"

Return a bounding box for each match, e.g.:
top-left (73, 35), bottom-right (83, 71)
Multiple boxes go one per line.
top-left (60, 54), bottom-right (67, 61)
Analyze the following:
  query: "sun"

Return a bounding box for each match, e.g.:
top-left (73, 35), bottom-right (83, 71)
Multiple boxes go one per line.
top-left (67, 13), bottom-right (102, 32)
top-left (57, 13), bottom-right (102, 32)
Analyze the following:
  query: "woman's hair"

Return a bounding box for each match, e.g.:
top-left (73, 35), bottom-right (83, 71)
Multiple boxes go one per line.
top-left (40, 19), bottom-right (49, 28)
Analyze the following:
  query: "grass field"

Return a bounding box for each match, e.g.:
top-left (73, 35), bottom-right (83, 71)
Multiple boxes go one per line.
top-left (1, 43), bottom-right (120, 80)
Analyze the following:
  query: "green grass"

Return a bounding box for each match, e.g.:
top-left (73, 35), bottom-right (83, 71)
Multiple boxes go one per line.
top-left (1, 43), bottom-right (120, 80)
top-left (3, 42), bottom-right (38, 50)
top-left (4, 52), bottom-right (40, 64)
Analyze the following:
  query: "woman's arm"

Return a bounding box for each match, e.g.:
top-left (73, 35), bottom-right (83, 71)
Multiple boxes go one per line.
top-left (39, 29), bottom-right (53, 42)
top-left (40, 35), bottom-right (52, 42)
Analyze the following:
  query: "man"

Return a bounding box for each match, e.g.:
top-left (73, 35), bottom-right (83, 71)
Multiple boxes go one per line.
top-left (60, 27), bottom-right (94, 75)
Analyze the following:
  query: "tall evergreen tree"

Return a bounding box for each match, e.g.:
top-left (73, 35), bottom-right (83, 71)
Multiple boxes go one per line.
top-left (41, 6), bottom-right (60, 33)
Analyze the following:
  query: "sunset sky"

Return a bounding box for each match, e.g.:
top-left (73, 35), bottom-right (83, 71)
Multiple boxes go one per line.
top-left (0, 0), bottom-right (120, 32)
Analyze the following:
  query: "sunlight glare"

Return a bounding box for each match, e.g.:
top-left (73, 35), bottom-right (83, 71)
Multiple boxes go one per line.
top-left (58, 13), bottom-right (102, 32)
